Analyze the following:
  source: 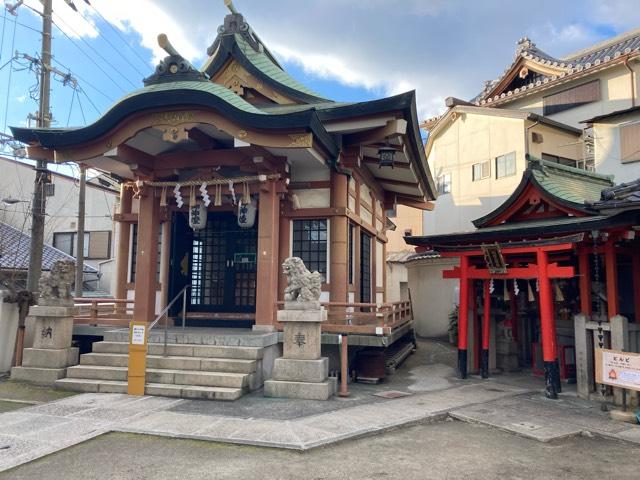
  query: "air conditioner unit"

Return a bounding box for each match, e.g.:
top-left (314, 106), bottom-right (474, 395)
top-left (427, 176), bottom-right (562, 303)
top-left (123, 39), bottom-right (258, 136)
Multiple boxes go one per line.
top-left (531, 132), bottom-right (544, 144)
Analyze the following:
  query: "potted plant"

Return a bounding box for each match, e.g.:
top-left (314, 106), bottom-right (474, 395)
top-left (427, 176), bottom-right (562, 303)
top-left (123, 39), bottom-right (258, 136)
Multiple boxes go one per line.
top-left (448, 304), bottom-right (459, 345)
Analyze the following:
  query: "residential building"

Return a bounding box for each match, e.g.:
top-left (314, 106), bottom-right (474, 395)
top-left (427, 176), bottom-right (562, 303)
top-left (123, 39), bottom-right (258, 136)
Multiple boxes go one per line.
top-left (0, 157), bottom-right (119, 292)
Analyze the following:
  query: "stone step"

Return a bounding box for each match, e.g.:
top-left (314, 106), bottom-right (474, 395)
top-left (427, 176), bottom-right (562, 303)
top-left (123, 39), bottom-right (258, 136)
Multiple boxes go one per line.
top-left (103, 329), bottom-right (278, 348)
top-left (55, 378), bottom-right (243, 401)
top-left (66, 365), bottom-right (252, 388)
top-left (80, 352), bottom-right (257, 373)
top-left (91, 341), bottom-right (263, 359)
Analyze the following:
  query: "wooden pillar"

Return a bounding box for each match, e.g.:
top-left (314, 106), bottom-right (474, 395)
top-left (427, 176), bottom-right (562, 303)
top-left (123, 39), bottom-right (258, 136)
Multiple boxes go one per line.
top-left (277, 215), bottom-right (290, 302)
top-left (370, 193), bottom-right (377, 305)
top-left (509, 282), bottom-right (518, 342)
top-left (255, 181), bottom-right (280, 330)
top-left (128, 186), bottom-right (159, 396)
top-left (457, 255), bottom-right (470, 379)
top-left (330, 171), bottom-right (348, 304)
top-left (481, 280), bottom-right (491, 378)
top-left (633, 253), bottom-right (640, 323)
top-left (578, 249), bottom-right (592, 316)
top-left (604, 240), bottom-right (619, 319)
top-left (115, 184), bottom-right (132, 301)
top-left (537, 249), bottom-right (559, 399)
top-left (131, 188), bottom-right (159, 323)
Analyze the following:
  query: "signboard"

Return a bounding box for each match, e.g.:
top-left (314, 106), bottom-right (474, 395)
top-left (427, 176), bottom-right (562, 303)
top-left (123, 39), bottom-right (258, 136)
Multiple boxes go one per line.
top-left (481, 243), bottom-right (507, 274)
top-left (234, 253), bottom-right (256, 265)
top-left (131, 325), bottom-right (146, 345)
top-left (595, 348), bottom-right (640, 392)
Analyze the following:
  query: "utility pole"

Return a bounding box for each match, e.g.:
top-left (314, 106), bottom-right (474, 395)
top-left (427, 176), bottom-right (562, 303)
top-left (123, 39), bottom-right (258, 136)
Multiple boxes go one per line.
top-left (25, 0), bottom-right (52, 294)
top-left (74, 166), bottom-right (86, 297)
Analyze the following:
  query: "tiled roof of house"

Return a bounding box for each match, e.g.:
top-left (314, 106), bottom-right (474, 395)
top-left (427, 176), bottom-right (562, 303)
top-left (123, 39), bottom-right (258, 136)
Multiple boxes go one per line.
top-left (473, 29), bottom-right (640, 106)
top-left (590, 178), bottom-right (640, 211)
top-left (0, 221), bottom-right (97, 273)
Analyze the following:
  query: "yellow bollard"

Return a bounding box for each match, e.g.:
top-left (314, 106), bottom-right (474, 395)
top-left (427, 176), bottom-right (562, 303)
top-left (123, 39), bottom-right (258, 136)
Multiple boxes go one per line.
top-left (127, 321), bottom-right (148, 395)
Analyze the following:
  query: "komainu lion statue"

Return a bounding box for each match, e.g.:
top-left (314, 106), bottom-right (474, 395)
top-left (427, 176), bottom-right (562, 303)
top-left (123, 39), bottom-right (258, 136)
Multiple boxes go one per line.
top-left (38, 260), bottom-right (76, 305)
top-left (282, 257), bottom-right (322, 306)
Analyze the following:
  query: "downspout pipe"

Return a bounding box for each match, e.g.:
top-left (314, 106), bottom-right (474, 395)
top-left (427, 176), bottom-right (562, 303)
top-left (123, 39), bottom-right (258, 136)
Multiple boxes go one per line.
top-left (624, 56), bottom-right (638, 108)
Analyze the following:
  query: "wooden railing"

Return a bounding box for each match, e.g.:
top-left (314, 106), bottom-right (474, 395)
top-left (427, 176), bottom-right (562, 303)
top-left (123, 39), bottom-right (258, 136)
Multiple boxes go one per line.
top-left (73, 298), bottom-right (134, 327)
top-left (276, 300), bottom-right (413, 335)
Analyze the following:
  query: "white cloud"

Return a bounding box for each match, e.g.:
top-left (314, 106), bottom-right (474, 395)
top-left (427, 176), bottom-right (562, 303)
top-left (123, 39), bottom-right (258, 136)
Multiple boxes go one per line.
top-left (21, 0), bottom-right (638, 119)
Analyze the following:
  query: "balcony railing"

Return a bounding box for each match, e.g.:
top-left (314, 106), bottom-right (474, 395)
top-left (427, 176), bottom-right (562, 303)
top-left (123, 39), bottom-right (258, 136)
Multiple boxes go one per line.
top-left (73, 298), bottom-right (134, 327)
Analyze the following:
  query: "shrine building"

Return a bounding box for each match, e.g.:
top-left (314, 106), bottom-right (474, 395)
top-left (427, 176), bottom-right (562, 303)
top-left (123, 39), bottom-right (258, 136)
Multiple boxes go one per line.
top-left (10, 4), bottom-right (435, 394)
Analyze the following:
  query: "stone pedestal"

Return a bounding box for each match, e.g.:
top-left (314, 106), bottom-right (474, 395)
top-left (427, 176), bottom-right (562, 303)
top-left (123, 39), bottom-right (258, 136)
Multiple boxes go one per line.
top-left (264, 307), bottom-right (335, 400)
top-left (11, 304), bottom-right (79, 385)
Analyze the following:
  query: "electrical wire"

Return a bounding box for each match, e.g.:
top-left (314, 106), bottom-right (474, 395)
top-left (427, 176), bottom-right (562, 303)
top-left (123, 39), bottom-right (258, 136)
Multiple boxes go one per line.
top-left (52, 12), bottom-right (136, 89)
top-left (51, 57), bottom-right (116, 103)
top-left (51, 17), bottom-right (127, 94)
top-left (73, 9), bottom-right (146, 77)
top-left (0, 3), bottom-right (7, 63)
top-left (66, 86), bottom-right (76, 126)
top-left (88, 2), bottom-right (150, 67)
top-left (2, 15), bottom-right (17, 134)
top-left (76, 87), bottom-right (87, 124)
top-left (76, 85), bottom-right (101, 116)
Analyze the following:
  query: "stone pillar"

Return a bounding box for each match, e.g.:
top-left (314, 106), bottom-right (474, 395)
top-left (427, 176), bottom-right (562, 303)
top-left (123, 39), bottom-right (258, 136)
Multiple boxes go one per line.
top-left (254, 181), bottom-right (280, 331)
top-left (574, 314), bottom-right (594, 400)
top-left (11, 261), bottom-right (79, 385)
top-left (610, 315), bottom-right (637, 407)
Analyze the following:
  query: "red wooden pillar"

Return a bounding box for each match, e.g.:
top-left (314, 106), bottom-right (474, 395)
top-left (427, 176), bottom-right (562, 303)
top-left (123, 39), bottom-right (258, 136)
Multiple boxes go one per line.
top-left (458, 255), bottom-right (470, 379)
top-left (537, 249), bottom-right (559, 399)
top-left (132, 187), bottom-right (160, 324)
top-left (115, 184), bottom-right (132, 303)
top-left (604, 240), bottom-right (619, 319)
top-left (481, 279), bottom-right (491, 378)
top-left (509, 281), bottom-right (518, 342)
top-left (255, 181), bottom-right (280, 330)
top-left (633, 253), bottom-right (640, 323)
top-left (578, 249), bottom-right (592, 316)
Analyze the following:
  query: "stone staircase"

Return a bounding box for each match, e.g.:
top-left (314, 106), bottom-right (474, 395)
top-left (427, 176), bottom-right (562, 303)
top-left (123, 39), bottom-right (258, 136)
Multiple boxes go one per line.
top-left (56, 338), bottom-right (268, 401)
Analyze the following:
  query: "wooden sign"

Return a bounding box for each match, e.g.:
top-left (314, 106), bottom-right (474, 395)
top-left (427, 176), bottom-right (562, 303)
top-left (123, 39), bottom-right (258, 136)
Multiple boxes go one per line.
top-left (481, 243), bottom-right (507, 274)
top-left (595, 348), bottom-right (640, 392)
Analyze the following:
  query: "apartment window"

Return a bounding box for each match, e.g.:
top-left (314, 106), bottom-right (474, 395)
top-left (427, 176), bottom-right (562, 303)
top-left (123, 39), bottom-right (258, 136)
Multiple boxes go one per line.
top-left (130, 224), bottom-right (162, 283)
top-left (543, 80), bottom-right (600, 116)
top-left (292, 219), bottom-right (327, 277)
top-left (55, 231), bottom-right (111, 259)
top-left (541, 153), bottom-right (578, 168)
top-left (495, 152), bottom-right (516, 179)
top-left (621, 122), bottom-right (640, 164)
top-left (472, 161), bottom-right (490, 181)
top-left (437, 173), bottom-right (451, 194)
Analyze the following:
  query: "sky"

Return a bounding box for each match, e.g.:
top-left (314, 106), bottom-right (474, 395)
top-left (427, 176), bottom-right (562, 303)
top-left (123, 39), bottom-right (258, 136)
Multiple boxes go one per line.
top-left (0, 0), bottom-right (639, 173)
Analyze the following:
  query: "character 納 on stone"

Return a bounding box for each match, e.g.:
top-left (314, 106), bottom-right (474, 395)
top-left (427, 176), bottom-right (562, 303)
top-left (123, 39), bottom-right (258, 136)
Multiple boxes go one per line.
top-left (281, 257), bottom-right (322, 310)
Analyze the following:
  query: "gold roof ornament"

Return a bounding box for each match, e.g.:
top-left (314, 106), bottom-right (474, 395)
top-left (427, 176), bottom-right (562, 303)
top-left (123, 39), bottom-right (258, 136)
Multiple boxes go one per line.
top-left (224, 0), bottom-right (238, 14)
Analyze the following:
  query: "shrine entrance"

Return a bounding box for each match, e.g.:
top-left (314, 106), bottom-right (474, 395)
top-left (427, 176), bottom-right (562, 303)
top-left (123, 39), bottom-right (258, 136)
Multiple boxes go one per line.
top-left (169, 211), bottom-right (258, 325)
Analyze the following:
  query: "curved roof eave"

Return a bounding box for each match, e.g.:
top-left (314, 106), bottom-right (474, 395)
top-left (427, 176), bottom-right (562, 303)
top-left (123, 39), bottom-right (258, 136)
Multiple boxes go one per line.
top-left (202, 35), bottom-right (330, 104)
top-left (472, 170), bottom-right (597, 228)
top-left (10, 84), bottom-right (339, 158)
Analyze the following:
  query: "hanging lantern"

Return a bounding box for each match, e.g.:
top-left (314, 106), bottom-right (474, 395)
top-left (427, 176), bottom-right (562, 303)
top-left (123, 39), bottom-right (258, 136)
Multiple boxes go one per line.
top-left (237, 198), bottom-right (257, 228)
top-left (378, 143), bottom-right (396, 168)
top-left (189, 202), bottom-right (207, 230)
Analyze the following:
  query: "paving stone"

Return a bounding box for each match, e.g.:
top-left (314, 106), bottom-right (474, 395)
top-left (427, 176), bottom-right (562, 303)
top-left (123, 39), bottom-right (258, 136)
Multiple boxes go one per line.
top-left (0, 414), bottom-right (69, 436)
top-left (124, 411), bottom-right (222, 436)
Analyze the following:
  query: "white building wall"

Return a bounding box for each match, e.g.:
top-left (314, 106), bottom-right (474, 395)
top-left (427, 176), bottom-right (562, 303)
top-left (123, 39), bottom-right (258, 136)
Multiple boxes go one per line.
top-left (593, 112), bottom-right (640, 183)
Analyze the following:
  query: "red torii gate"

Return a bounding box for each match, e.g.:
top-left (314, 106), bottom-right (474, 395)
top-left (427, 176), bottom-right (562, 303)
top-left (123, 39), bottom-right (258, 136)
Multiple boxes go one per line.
top-left (440, 242), bottom-right (576, 399)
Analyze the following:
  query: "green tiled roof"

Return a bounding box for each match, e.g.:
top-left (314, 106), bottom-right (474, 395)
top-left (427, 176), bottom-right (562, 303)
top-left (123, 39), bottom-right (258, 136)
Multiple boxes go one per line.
top-left (114, 80), bottom-right (266, 115)
top-left (234, 34), bottom-right (329, 101)
top-left (529, 158), bottom-right (614, 205)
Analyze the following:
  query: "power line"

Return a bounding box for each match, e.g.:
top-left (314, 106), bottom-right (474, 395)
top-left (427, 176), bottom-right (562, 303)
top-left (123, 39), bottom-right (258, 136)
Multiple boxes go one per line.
top-left (76, 87), bottom-right (87, 123)
top-left (2, 15), bottom-right (17, 134)
top-left (51, 57), bottom-right (116, 103)
top-left (72, 8), bottom-right (147, 77)
top-left (51, 16), bottom-right (127, 94)
top-left (0, 4), bottom-right (7, 63)
top-left (76, 85), bottom-right (100, 116)
top-left (66, 85), bottom-right (76, 126)
top-left (52, 11), bottom-right (136, 89)
top-left (88, 2), bottom-right (150, 68)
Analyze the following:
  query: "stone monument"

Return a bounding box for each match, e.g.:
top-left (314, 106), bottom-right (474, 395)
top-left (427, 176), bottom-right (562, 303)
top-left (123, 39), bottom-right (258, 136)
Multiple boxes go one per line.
top-left (264, 257), bottom-right (335, 400)
top-left (11, 260), bottom-right (79, 385)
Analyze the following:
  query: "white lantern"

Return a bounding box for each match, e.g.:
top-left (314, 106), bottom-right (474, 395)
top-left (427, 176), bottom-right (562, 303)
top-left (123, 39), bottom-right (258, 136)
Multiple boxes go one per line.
top-left (189, 202), bottom-right (207, 230)
top-left (237, 199), bottom-right (257, 228)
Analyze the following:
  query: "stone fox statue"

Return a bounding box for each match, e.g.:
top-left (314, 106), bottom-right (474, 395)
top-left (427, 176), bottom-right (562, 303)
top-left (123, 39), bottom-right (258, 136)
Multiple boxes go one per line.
top-left (282, 257), bottom-right (322, 304)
